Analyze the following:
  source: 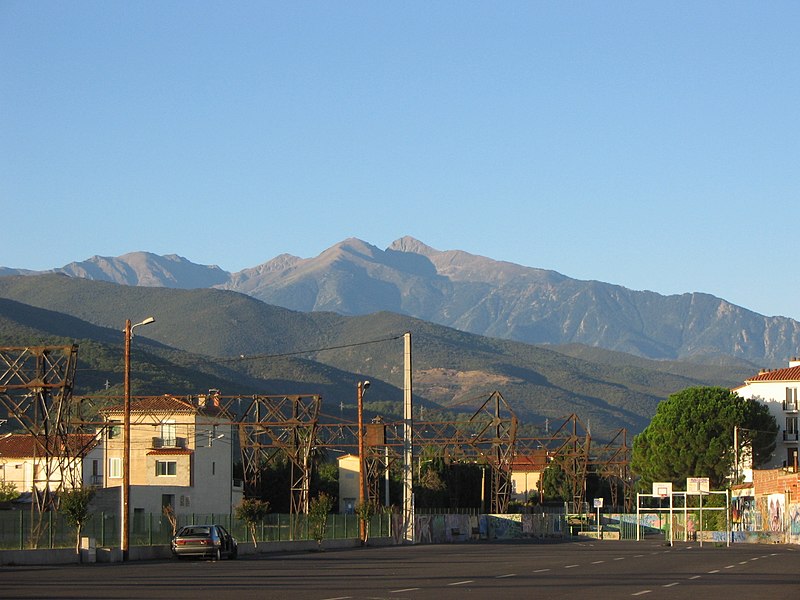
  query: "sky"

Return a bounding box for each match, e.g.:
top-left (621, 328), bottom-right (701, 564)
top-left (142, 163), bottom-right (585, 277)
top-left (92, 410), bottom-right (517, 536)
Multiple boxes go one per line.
top-left (1, 2), bottom-right (799, 319)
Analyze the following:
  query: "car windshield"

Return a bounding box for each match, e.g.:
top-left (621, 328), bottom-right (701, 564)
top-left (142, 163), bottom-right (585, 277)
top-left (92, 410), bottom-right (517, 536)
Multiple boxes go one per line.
top-left (179, 527), bottom-right (211, 537)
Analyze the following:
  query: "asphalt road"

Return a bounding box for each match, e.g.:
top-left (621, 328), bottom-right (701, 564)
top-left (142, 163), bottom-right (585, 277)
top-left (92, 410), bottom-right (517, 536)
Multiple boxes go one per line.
top-left (2, 540), bottom-right (798, 600)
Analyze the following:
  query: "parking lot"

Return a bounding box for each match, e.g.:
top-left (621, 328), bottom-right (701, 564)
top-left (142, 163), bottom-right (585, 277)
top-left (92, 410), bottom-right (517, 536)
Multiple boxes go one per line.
top-left (2, 540), bottom-right (798, 600)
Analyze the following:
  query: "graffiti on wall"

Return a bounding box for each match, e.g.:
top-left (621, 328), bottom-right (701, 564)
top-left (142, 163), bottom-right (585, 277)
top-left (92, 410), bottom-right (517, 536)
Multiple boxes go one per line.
top-left (766, 494), bottom-right (785, 532)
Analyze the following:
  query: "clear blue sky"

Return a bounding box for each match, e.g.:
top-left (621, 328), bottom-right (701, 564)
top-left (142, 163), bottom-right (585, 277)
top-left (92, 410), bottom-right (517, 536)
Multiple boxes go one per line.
top-left (2, 2), bottom-right (798, 319)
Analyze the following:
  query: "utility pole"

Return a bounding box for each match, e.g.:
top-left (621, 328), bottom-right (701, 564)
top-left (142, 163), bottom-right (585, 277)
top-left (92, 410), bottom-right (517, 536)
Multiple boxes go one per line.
top-left (402, 332), bottom-right (414, 543)
top-left (357, 380), bottom-right (369, 543)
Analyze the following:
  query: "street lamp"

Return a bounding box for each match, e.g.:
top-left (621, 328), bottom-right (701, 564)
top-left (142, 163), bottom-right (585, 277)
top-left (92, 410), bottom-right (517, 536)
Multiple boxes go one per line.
top-left (122, 316), bottom-right (155, 561)
top-left (357, 380), bottom-right (370, 543)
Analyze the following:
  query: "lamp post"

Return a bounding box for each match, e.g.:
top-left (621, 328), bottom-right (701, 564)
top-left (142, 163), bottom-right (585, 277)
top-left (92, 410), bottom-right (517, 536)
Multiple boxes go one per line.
top-left (357, 380), bottom-right (369, 543)
top-left (122, 316), bottom-right (155, 561)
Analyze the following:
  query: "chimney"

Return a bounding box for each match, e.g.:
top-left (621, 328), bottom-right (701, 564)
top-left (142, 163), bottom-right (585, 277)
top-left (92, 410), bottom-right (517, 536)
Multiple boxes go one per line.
top-left (790, 357), bottom-right (800, 368)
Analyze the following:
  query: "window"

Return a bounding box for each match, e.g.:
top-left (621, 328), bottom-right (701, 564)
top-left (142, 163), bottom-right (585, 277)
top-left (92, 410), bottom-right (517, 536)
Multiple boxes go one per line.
top-left (161, 421), bottom-right (177, 446)
top-left (787, 417), bottom-right (798, 434)
top-left (785, 388), bottom-right (798, 411)
top-left (108, 457), bottom-right (122, 479)
top-left (108, 420), bottom-right (121, 439)
top-left (155, 460), bottom-right (177, 477)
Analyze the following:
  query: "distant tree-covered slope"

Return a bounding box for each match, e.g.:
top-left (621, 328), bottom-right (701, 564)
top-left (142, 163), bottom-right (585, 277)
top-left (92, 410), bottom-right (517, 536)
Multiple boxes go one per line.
top-left (0, 274), bottom-right (755, 439)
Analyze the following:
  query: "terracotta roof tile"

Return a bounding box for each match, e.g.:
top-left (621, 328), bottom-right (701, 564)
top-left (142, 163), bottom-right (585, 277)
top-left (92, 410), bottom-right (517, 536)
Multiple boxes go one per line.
top-left (101, 395), bottom-right (228, 418)
top-left (146, 448), bottom-right (193, 456)
top-left (0, 433), bottom-right (98, 458)
top-left (745, 365), bottom-right (800, 383)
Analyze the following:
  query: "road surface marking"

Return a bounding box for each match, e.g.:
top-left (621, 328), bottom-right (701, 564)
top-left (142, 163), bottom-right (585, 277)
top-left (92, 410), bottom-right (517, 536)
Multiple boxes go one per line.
top-left (591, 560), bottom-right (605, 564)
top-left (565, 564), bottom-right (580, 569)
top-left (495, 574), bottom-right (516, 579)
top-left (632, 591), bottom-right (652, 596)
top-left (708, 569), bottom-right (720, 574)
top-left (448, 580), bottom-right (474, 586)
top-left (663, 583), bottom-right (679, 588)
top-left (534, 568), bottom-right (550, 573)
top-left (390, 589), bottom-right (419, 593)
top-left (725, 565), bottom-right (736, 569)
top-left (614, 557), bottom-right (625, 561)
top-left (689, 575), bottom-right (701, 580)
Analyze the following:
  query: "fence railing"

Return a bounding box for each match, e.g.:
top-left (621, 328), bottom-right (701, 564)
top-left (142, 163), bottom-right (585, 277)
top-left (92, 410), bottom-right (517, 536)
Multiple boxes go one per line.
top-left (0, 510), bottom-right (391, 551)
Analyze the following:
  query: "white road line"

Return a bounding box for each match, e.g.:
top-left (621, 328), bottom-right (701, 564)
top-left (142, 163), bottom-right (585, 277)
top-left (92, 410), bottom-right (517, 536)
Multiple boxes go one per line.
top-left (632, 591), bottom-right (652, 596)
top-left (614, 557), bottom-right (625, 561)
top-left (708, 569), bottom-right (720, 574)
top-left (725, 565), bottom-right (736, 569)
top-left (565, 564), bottom-right (580, 569)
top-left (534, 568), bottom-right (550, 573)
top-left (591, 560), bottom-right (605, 564)
top-left (739, 561), bottom-right (749, 565)
top-left (495, 574), bottom-right (516, 579)
top-left (689, 575), bottom-right (702, 580)
top-left (390, 589), bottom-right (420, 593)
top-left (663, 582), bottom-right (679, 588)
top-left (448, 580), bottom-right (474, 586)
top-left (634, 554), bottom-right (645, 558)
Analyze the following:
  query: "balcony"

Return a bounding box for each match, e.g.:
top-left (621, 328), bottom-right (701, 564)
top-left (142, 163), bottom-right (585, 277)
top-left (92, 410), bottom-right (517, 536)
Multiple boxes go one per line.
top-left (783, 431), bottom-right (799, 442)
top-left (783, 401), bottom-right (798, 412)
top-left (151, 436), bottom-right (187, 449)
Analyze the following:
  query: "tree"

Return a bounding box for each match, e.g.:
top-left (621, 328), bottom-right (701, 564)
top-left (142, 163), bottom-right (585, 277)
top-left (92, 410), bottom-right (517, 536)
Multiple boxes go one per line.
top-left (354, 500), bottom-right (377, 545)
top-left (632, 386), bottom-right (778, 490)
top-left (162, 504), bottom-right (178, 537)
top-left (307, 492), bottom-right (334, 549)
top-left (58, 487), bottom-right (95, 561)
top-left (541, 462), bottom-right (571, 503)
top-left (235, 498), bottom-right (270, 549)
top-left (0, 481), bottom-right (20, 504)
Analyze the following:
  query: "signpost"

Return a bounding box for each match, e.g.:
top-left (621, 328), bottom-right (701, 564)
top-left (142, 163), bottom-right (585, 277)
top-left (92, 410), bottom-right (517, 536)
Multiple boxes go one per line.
top-left (593, 497), bottom-right (603, 539)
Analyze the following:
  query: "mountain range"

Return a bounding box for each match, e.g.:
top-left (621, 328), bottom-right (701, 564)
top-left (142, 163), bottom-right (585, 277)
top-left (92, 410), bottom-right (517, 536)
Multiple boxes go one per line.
top-left (0, 238), bottom-right (776, 439)
top-left (2, 236), bottom-right (798, 366)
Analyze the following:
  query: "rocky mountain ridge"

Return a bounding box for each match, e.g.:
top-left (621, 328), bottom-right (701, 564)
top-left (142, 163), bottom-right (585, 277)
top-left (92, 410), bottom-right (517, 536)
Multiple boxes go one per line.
top-left (2, 236), bottom-right (798, 365)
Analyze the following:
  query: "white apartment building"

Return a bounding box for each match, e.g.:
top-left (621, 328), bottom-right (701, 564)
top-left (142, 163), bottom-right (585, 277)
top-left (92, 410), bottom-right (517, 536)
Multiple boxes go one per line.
top-left (734, 357), bottom-right (800, 471)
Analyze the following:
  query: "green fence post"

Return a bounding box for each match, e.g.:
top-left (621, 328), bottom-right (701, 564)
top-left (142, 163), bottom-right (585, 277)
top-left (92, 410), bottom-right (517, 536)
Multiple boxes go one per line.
top-left (19, 509), bottom-right (23, 550)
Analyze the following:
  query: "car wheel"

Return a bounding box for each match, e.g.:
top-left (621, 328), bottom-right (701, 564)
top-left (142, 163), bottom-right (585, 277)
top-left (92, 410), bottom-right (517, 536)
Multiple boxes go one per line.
top-left (214, 547), bottom-right (222, 561)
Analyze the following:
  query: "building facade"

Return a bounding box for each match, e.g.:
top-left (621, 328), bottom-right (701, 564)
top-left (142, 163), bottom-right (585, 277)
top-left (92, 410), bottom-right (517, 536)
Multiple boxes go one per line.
top-left (101, 394), bottom-right (241, 518)
top-left (0, 433), bottom-right (103, 497)
top-left (734, 357), bottom-right (800, 471)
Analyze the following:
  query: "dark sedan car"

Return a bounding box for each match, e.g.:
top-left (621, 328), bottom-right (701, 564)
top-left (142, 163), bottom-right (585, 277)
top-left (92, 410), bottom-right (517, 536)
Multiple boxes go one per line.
top-left (171, 524), bottom-right (238, 560)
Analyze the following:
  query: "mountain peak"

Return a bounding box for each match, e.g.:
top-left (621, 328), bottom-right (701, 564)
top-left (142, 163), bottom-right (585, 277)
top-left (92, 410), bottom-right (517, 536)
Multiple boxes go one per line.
top-left (389, 236), bottom-right (439, 257)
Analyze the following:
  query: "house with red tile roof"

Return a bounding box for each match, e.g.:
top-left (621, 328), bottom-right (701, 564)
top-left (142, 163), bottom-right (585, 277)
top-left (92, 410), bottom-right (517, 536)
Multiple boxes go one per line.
top-left (509, 450), bottom-right (549, 503)
top-left (0, 433), bottom-right (103, 498)
top-left (100, 392), bottom-right (242, 519)
top-left (734, 357), bottom-right (800, 472)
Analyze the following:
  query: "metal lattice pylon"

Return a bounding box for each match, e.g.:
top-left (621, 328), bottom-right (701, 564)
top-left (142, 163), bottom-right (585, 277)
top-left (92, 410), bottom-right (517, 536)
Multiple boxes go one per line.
top-left (237, 395), bottom-right (320, 518)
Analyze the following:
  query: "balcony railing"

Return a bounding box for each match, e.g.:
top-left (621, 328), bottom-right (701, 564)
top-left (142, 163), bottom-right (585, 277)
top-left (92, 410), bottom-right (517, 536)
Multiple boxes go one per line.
top-left (783, 401), bottom-right (798, 412)
top-left (151, 436), bottom-right (187, 449)
top-left (783, 431), bottom-right (799, 442)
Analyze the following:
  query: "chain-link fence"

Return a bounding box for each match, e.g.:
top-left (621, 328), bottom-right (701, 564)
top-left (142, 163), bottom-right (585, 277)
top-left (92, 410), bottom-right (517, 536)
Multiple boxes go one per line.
top-left (0, 509), bottom-right (391, 551)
